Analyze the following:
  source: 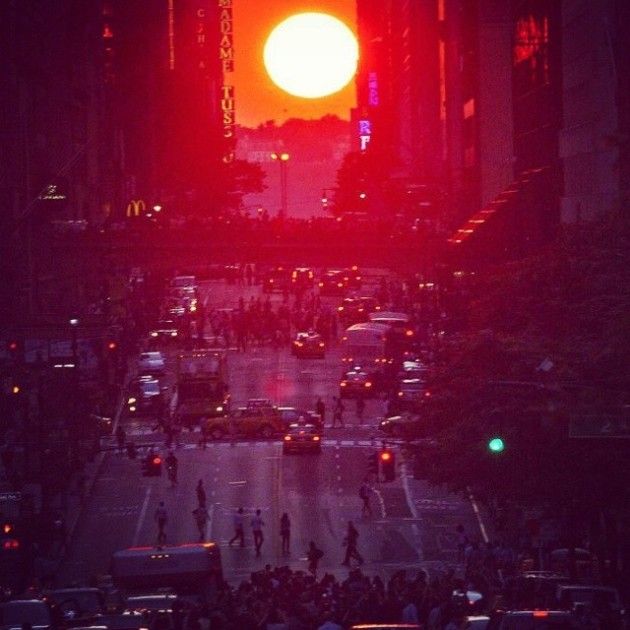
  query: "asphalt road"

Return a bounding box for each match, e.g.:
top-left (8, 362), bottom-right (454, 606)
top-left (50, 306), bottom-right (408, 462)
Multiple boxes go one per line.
top-left (57, 274), bottom-right (485, 587)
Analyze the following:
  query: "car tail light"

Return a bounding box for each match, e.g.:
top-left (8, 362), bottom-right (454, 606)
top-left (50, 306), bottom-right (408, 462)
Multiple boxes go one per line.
top-left (405, 329), bottom-right (414, 337)
top-left (398, 391), bottom-right (403, 397)
top-left (318, 282), bottom-right (323, 287)
top-left (532, 611), bottom-right (549, 618)
top-left (365, 382), bottom-right (372, 388)
top-left (338, 306), bottom-right (343, 311)
top-left (337, 282), bottom-right (343, 288)
top-left (319, 342), bottom-right (325, 348)
top-left (284, 435), bottom-right (292, 441)
top-left (312, 436), bottom-right (320, 441)
top-left (340, 382), bottom-right (347, 387)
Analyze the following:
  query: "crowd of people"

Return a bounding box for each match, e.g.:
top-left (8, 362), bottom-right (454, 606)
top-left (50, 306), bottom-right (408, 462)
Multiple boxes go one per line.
top-left (162, 564), bottom-right (483, 630)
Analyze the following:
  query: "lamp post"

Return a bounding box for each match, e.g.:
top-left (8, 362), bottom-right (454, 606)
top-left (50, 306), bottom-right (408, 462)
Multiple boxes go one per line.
top-left (271, 151), bottom-right (290, 219)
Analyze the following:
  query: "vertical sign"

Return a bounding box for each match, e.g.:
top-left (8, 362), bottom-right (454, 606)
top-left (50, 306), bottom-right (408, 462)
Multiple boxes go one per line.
top-left (219, 0), bottom-right (235, 162)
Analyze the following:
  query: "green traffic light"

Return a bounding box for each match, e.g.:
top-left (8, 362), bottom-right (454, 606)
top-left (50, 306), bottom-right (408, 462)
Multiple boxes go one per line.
top-left (488, 437), bottom-right (505, 453)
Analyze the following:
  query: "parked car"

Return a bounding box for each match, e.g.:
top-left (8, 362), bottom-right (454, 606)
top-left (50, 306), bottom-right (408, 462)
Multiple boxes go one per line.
top-left (44, 587), bottom-right (106, 624)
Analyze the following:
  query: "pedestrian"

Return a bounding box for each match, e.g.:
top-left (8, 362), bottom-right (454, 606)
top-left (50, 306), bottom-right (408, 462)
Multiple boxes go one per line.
top-left (332, 396), bottom-right (345, 428)
top-left (315, 397), bottom-right (326, 426)
top-left (165, 450), bottom-right (178, 487)
top-left (306, 540), bottom-right (324, 578)
top-left (198, 418), bottom-right (208, 449)
top-left (228, 507), bottom-right (245, 547)
top-left (341, 520), bottom-right (364, 566)
top-left (115, 424), bottom-right (126, 454)
top-left (192, 505), bottom-right (210, 541)
top-left (154, 501), bottom-right (168, 545)
top-left (356, 396), bottom-right (365, 424)
top-left (196, 479), bottom-right (206, 508)
top-left (251, 508), bottom-right (265, 556)
top-left (280, 512), bottom-right (291, 555)
top-left (359, 478), bottom-right (374, 517)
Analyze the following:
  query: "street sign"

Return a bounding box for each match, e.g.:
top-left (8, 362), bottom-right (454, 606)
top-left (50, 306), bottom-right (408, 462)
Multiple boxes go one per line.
top-left (570, 415), bottom-right (630, 439)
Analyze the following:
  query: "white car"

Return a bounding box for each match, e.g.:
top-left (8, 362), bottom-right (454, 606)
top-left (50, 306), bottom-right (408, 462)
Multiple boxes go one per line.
top-left (138, 351), bottom-right (166, 375)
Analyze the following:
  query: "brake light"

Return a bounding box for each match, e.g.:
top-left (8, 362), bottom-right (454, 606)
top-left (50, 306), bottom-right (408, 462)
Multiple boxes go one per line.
top-left (312, 436), bottom-right (320, 441)
top-left (398, 391), bottom-right (403, 397)
top-left (284, 435), bottom-right (292, 441)
top-left (365, 382), bottom-right (372, 388)
top-left (405, 329), bottom-right (414, 337)
top-left (338, 306), bottom-right (344, 311)
top-left (340, 382), bottom-right (347, 387)
top-left (319, 342), bottom-right (325, 347)
top-left (318, 282), bottom-right (323, 287)
top-left (532, 611), bottom-right (549, 618)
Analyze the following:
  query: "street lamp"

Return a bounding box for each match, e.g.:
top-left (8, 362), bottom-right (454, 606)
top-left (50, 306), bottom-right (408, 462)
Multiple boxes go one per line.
top-left (271, 151), bottom-right (290, 219)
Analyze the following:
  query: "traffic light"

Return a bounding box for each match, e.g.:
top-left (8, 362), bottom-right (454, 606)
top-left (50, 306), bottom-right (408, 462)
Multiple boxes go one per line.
top-left (380, 449), bottom-right (396, 482)
top-left (142, 453), bottom-right (162, 476)
top-left (367, 452), bottom-right (379, 476)
top-left (487, 437), bottom-right (505, 453)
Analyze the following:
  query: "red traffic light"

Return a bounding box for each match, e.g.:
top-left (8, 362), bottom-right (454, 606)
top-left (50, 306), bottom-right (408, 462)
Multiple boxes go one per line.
top-left (3, 522), bottom-right (13, 534)
top-left (107, 341), bottom-right (117, 350)
top-left (8, 341), bottom-right (18, 351)
top-left (380, 451), bottom-right (392, 462)
top-left (152, 456), bottom-right (162, 466)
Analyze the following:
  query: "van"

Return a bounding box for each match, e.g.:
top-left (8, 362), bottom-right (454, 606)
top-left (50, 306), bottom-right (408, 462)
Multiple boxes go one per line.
top-left (110, 543), bottom-right (222, 597)
top-left (340, 322), bottom-right (389, 370)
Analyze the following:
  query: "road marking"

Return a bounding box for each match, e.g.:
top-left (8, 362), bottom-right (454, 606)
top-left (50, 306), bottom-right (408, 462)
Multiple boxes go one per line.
top-left (132, 487), bottom-right (151, 546)
top-left (229, 480), bottom-right (247, 485)
top-left (206, 503), bottom-right (215, 540)
top-left (401, 462), bottom-right (423, 562)
top-left (372, 488), bottom-right (386, 519)
top-left (467, 486), bottom-right (489, 543)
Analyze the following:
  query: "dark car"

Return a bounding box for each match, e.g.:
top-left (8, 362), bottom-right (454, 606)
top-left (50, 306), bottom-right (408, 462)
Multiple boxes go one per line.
top-left (44, 587), bottom-right (106, 625)
top-left (486, 610), bottom-right (583, 629)
top-left (341, 265), bottom-right (363, 289)
top-left (318, 269), bottom-right (348, 296)
top-left (282, 423), bottom-right (322, 454)
top-left (0, 600), bottom-right (55, 630)
top-left (339, 367), bottom-right (375, 398)
top-left (337, 296), bottom-right (381, 326)
top-left (395, 378), bottom-right (429, 411)
top-left (148, 319), bottom-right (179, 343)
top-left (262, 266), bottom-right (291, 293)
top-left (291, 331), bottom-right (326, 358)
top-left (290, 267), bottom-right (315, 291)
top-left (379, 414), bottom-right (424, 439)
top-left (277, 406), bottom-right (323, 431)
top-left (127, 376), bottom-right (164, 415)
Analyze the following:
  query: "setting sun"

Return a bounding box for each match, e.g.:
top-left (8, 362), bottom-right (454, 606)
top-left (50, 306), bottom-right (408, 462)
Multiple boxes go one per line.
top-left (263, 12), bottom-right (359, 99)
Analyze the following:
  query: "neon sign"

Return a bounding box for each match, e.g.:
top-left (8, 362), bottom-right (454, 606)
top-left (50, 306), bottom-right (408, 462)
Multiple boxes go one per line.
top-left (368, 72), bottom-right (379, 107)
top-left (218, 0), bottom-right (235, 162)
top-left (359, 119), bottom-right (372, 152)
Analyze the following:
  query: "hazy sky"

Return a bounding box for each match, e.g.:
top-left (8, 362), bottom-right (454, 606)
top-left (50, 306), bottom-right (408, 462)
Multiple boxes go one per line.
top-left (232, 0), bottom-right (357, 128)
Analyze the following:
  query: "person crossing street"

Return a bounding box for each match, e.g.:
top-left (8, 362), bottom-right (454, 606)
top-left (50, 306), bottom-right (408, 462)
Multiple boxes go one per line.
top-left (154, 501), bottom-right (168, 545)
top-left (251, 508), bottom-right (265, 557)
top-left (341, 520), bottom-right (364, 567)
top-left (359, 478), bottom-right (374, 517)
top-left (192, 505), bottom-right (210, 541)
top-left (228, 507), bottom-right (245, 548)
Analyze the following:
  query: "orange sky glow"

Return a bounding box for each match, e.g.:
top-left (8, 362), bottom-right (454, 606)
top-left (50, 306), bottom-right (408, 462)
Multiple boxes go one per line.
top-left (232, 0), bottom-right (358, 128)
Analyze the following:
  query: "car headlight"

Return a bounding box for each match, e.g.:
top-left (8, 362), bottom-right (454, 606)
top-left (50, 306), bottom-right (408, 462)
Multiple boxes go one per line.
top-left (128, 397), bottom-right (137, 404)
top-left (365, 382), bottom-right (372, 387)
top-left (171, 331), bottom-right (177, 337)
top-left (216, 406), bottom-right (223, 413)
top-left (129, 406), bottom-right (136, 412)
top-left (312, 435), bottom-right (320, 441)
top-left (150, 332), bottom-right (158, 337)
top-left (284, 435), bottom-right (292, 441)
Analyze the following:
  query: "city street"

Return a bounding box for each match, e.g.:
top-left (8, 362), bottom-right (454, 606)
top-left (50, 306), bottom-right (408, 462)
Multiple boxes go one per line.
top-left (57, 275), bottom-right (485, 587)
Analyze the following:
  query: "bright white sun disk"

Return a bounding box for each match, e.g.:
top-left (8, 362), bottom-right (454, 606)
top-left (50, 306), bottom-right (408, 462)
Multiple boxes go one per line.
top-left (264, 13), bottom-right (359, 99)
